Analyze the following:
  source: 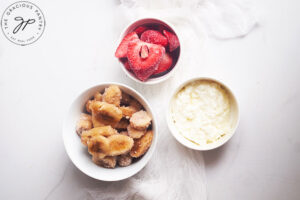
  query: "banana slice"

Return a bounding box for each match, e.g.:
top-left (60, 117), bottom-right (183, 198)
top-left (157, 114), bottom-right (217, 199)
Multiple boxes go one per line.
top-left (130, 130), bottom-right (153, 158)
top-left (87, 135), bottom-right (110, 159)
top-left (107, 135), bottom-right (134, 156)
top-left (94, 91), bottom-right (103, 101)
top-left (91, 101), bottom-right (122, 127)
top-left (81, 126), bottom-right (117, 145)
top-left (92, 155), bottom-right (116, 168)
top-left (117, 154), bottom-right (132, 167)
top-left (120, 106), bottom-right (138, 118)
top-left (127, 125), bottom-right (146, 139)
top-left (130, 110), bottom-right (152, 130)
top-left (103, 85), bottom-right (122, 106)
top-left (76, 113), bottom-right (92, 136)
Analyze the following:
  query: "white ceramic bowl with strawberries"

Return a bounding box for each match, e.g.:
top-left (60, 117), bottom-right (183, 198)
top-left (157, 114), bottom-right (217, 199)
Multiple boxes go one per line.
top-left (115, 18), bottom-right (181, 84)
top-left (63, 82), bottom-right (158, 181)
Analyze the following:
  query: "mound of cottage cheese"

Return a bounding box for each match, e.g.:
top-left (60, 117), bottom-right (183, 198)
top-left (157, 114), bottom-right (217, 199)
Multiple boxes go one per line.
top-left (171, 80), bottom-right (232, 145)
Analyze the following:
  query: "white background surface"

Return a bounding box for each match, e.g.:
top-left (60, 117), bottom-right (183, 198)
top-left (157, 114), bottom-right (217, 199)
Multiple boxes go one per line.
top-left (0, 0), bottom-right (300, 199)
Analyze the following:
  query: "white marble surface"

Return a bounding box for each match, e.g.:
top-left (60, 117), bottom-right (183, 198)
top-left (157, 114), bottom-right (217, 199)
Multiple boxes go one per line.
top-left (0, 0), bottom-right (300, 199)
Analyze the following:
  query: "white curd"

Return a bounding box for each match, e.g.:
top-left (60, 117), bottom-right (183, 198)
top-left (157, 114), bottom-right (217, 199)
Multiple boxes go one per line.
top-left (171, 80), bottom-right (232, 145)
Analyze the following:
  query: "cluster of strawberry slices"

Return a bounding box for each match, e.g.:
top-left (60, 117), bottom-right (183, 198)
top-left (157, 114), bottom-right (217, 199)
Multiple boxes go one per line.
top-left (115, 25), bottom-right (180, 81)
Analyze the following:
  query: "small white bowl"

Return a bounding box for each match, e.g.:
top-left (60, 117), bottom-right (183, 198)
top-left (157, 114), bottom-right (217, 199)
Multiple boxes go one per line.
top-left (117, 18), bottom-right (182, 85)
top-left (62, 82), bottom-right (158, 181)
top-left (166, 77), bottom-right (239, 151)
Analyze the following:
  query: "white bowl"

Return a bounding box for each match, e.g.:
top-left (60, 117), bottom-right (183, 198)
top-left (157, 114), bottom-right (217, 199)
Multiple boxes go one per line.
top-left (166, 77), bottom-right (239, 151)
top-left (62, 82), bottom-right (158, 181)
top-left (117, 18), bottom-right (182, 85)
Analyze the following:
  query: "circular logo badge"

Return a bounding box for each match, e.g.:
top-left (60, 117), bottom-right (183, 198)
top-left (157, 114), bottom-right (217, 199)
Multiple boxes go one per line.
top-left (1, 1), bottom-right (45, 46)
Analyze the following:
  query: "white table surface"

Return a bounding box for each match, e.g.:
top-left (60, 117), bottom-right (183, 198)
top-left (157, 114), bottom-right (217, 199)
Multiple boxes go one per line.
top-left (0, 0), bottom-right (300, 199)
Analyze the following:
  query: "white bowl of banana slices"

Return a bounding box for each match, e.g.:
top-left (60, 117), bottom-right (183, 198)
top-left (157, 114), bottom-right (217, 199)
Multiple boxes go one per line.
top-left (63, 83), bottom-right (157, 181)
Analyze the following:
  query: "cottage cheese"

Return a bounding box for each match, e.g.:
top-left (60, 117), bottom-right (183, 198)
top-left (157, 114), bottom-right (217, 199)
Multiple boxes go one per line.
top-left (171, 80), bottom-right (232, 145)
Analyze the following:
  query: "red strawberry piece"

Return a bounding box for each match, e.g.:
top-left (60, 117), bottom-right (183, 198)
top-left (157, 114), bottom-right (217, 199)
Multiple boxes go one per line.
top-left (141, 30), bottom-right (168, 47)
top-left (127, 40), bottom-right (165, 81)
top-left (134, 26), bottom-right (147, 35)
top-left (115, 32), bottom-right (139, 58)
top-left (153, 53), bottom-right (173, 75)
top-left (124, 60), bottom-right (131, 71)
top-left (163, 30), bottom-right (180, 52)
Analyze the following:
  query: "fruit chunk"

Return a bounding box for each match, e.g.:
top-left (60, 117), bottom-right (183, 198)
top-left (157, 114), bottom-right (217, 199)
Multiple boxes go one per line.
top-left (76, 113), bottom-right (93, 136)
top-left (134, 26), bottom-right (147, 35)
top-left (87, 135), bottom-right (110, 159)
top-left (81, 126), bottom-right (117, 145)
top-left (127, 40), bottom-right (165, 81)
top-left (107, 135), bottom-right (134, 156)
top-left (163, 30), bottom-right (180, 52)
top-left (115, 32), bottom-right (139, 58)
top-left (90, 101), bottom-right (122, 127)
top-left (127, 125), bottom-right (146, 139)
top-left (130, 110), bottom-right (152, 130)
top-left (117, 154), bottom-right (132, 167)
top-left (153, 53), bottom-right (173, 75)
top-left (93, 155), bottom-right (117, 168)
top-left (124, 60), bottom-right (131, 71)
top-left (103, 85), bottom-right (122, 106)
top-left (130, 130), bottom-right (153, 158)
top-left (141, 30), bottom-right (168, 46)
top-left (94, 91), bottom-right (102, 101)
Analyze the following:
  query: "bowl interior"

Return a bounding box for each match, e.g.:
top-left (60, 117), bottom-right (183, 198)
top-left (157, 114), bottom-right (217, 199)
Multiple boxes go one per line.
top-left (63, 83), bottom-right (157, 181)
top-left (167, 77), bottom-right (239, 151)
top-left (119, 18), bottom-right (181, 85)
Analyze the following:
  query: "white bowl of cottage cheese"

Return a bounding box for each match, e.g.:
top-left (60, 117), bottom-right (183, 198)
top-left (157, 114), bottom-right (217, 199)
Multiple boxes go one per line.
top-left (167, 77), bottom-right (239, 150)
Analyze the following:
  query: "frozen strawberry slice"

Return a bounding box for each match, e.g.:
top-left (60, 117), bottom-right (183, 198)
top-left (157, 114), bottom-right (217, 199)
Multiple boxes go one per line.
top-left (163, 30), bottom-right (180, 52)
top-left (141, 30), bottom-right (168, 47)
top-left (134, 26), bottom-right (148, 35)
top-left (153, 53), bottom-right (173, 75)
top-left (127, 40), bottom-right (165, 81)
top-left (124, 60), bottom-right (131, 71)
top-left (115, 32), bottom-right (139, 58)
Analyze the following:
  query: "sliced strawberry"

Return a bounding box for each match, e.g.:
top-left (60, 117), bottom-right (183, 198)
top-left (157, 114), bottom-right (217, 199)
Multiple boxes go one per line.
top-left (153, 53), bottom-right (173, 75)
top-left (124, 60), bottom-right (131, 71)
top-left (163, 30), bottom-right (180, 52)
top-left (134, 26), bottom-right (148, 35)
top-left (141, 30), bottom-right (168, 47)
top-left (115, 32), bottom-right (139, 58)
top-left (127, 40), bottom-right (165, 81)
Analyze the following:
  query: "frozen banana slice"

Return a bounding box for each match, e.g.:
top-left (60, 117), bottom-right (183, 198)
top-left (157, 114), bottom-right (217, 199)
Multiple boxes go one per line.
top-left (117, 154), bottom-right (132, 167)
top-left (130, 110), bottom-right (152, 130)
top-left (127, 125), bottom-right (146, 139)
top-left (87, 135), bottom-right (110, 159)
top-left (91, 101), bottom-right (122, 127)
top-left (130, 130), bottom-right (153, 158)
top-left (103, 85), bottom-right (122, 106)
top-left (81, 126), bottom-right (117, 145)
top-left (94, 91), bottom-right (103, 101)
top-left (107, 135), bottom-right (134, 156)
top-left (92, 155), bottom-right (116, 168)
top-left (76, 113), bottom-right (93, 136)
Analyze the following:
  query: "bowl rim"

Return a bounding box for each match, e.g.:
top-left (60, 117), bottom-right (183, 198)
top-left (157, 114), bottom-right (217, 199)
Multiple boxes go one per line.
top-left (62, 82), bottom-right (158, 181)
top-left (117, 17), bottom-right (182, 85)
top-left (166, 77), bottom-right (240, 151)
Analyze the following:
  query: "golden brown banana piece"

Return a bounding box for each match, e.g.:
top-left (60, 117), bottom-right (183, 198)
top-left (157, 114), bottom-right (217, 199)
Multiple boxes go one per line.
top-left (76, 113), bottom-right (93, 136)
top-left (92, 155), bottom-right (116, 168)
top-left (107, 135), bottom-right (134, 156)
top-left (127, 125), bottom-right (146, 139)
top-left (87, 135), bottom-right (110, 159)
top-left (130, 130), bottom-right (153, 158)
top-left (103, 85), bottom-right (122, 106)
top-left (94, 91), bottom-right (103, 101)
top-left (81, 126), bottom-right (117, 145)
top-left (130, 110), bottom-right (152, 131)
top-left (117, 154), bottom-right (132, 167)
top-left (91, 101), bottom-right (122, 127)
